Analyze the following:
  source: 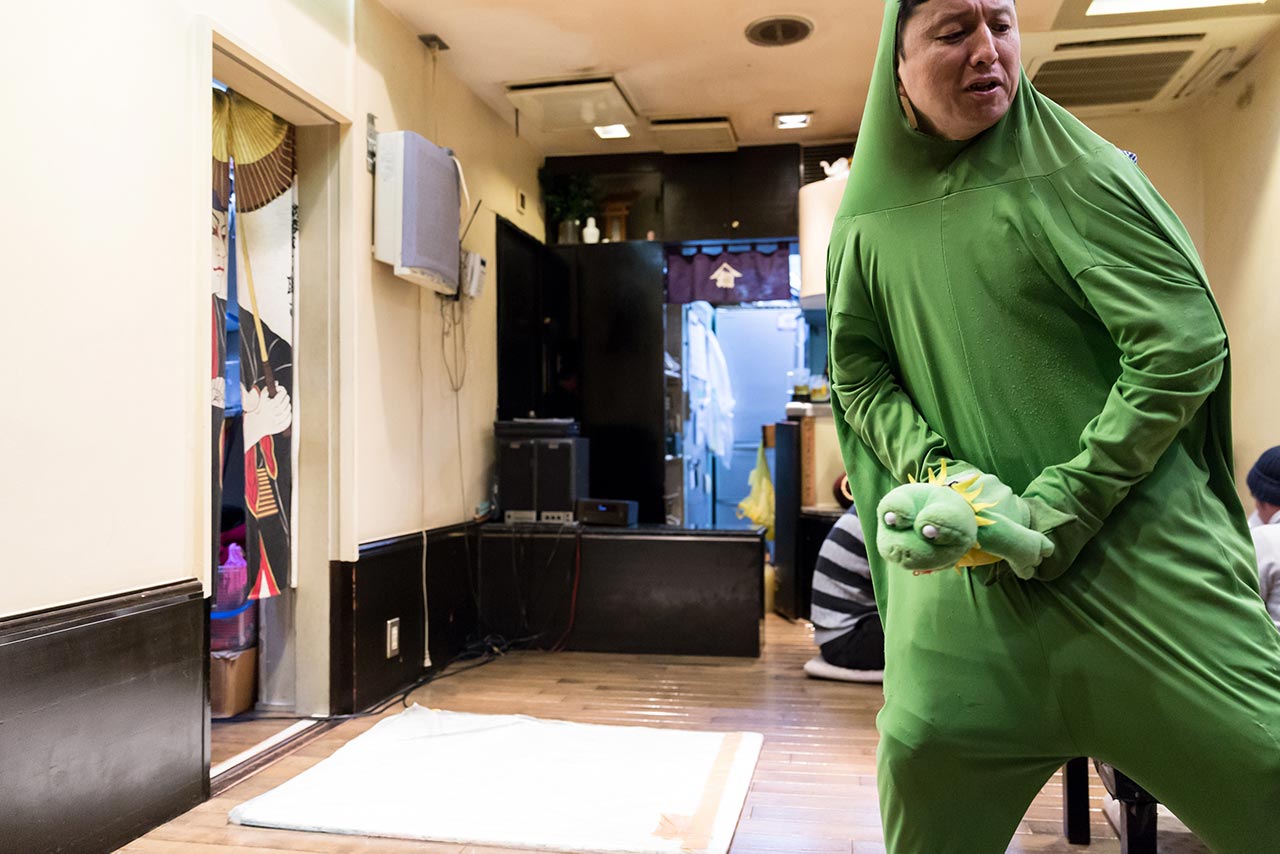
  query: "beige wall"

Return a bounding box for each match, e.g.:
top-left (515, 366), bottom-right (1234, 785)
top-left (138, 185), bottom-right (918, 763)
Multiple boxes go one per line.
top-left (1082, 110), bottom-right (1206, 252)
top-left (354, 1), bottom-right (544, 542)
top-left (1196, 32), bottom-right (1280, 495)
top-left (0, 0), bottom-right (541, 621)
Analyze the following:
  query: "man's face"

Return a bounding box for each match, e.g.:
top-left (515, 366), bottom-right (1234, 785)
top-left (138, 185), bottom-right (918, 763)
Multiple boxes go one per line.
top-left (897, 0), bottom-right (1021, 141)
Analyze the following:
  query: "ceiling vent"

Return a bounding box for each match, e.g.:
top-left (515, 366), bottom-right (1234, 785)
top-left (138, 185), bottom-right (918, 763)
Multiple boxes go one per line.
top-left (649, 118), bottom-right (738, 153)
top-left (745, 16), bottom-right (814, 47)
top-left (505, 78), bottom-right (636, 132)
top-left (1020, 15), bottom-right (1277, 115)
top-left (1033, 50), bottom-right (1195, 106)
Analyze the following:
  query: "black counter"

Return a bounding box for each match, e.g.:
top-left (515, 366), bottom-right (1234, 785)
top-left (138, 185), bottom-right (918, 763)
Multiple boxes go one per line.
top-left (476, 522), bottom-right (763, 656)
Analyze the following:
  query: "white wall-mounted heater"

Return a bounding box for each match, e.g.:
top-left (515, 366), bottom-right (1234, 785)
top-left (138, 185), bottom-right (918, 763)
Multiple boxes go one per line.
top-left (374, 131), bottom-right (460, 295)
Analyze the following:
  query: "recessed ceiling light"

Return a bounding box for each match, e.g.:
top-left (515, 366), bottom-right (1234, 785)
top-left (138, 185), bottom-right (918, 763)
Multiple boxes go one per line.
top-left (1087, 0), bottom-right (1265, 15)
top-left (774, 112), bottom-right (812, 129)
top-left (593, 124), bottom-right (631, 139)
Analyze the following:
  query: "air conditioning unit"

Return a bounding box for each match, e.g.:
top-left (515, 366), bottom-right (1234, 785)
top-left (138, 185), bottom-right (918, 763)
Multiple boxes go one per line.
top-left (1021, 15), bottom-right (1278, 116)
top-left (374, 131), bottom-right (460, 295)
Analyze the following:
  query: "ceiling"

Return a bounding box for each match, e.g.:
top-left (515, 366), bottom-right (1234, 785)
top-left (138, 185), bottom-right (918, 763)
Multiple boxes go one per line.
top-left (378, 0), bottom-right (1280, 156)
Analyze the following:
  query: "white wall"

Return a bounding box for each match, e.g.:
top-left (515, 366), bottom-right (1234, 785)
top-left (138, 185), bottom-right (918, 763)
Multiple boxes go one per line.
top-left (0, 0), bottom-right (542, 619)
top-left (1083, 110), bottom-right (1206, 252)
top-left (354, 0), bottom-right (544, 541)
top-left (1079, 39), bottom-right (1280, 500)
top-left (1196, 32), bottom-right (1280, 494)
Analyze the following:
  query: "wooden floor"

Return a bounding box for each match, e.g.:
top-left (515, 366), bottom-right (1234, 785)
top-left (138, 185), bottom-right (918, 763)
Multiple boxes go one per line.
top-left (129, 615), bottom-right (1134, 853)
top-left (211, 718), bottom-right (305, 766)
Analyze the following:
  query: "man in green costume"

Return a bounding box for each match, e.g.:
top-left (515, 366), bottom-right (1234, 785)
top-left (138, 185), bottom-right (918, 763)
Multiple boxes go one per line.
top-left (826, 1), bottom-right (1280, 851)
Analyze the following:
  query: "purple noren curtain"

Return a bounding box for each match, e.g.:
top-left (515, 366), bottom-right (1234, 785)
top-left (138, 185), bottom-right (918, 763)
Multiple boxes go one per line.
top-left (666, 250), bottom-right (791, 304)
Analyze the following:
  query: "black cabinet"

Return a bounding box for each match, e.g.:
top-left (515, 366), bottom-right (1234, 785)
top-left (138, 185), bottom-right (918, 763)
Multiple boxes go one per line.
top-left (557, 242), bottom-right (666, 524)
top-left (496, 218), bottom-right (573, 421)
top-left (773, 421), bottom-right (843, 619)
top-left (541, 145), bottom-right (801, 244)
top-left (477, 524), bottom-right (763, 656)
top-left (662, 145), bottom-right (801, 240)
top-left (495, 221), bottom-right (666, 525)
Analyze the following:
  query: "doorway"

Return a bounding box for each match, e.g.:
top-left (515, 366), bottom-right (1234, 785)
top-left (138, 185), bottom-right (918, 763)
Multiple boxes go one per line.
top-left (206, 37), bottom-right (346, 787)
top-left (708, 303), bottom-right (806, 530)
top-left (662, 242), bottom-right (807, 533)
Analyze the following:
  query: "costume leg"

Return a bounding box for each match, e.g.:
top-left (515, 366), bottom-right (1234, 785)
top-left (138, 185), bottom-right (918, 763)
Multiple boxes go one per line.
top-left (877, 571), bottom-right (1076, 853)
top-left (878, 721), bottom-right (1064, 853)
top-left (1040, 506), bottom-right (1280, 854)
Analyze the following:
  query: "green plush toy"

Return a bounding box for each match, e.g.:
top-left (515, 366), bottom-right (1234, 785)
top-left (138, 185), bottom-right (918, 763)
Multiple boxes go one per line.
top-left (876, 461), bottom-right (1054, 579)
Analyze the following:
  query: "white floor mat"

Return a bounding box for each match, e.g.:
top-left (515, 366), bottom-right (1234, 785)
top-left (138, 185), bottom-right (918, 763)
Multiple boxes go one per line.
top-left (230, 705), bottom-right (763, 854)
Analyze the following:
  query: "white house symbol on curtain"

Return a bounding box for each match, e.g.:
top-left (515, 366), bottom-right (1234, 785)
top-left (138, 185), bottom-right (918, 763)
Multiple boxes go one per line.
top-left (710, 262), bottom-right (742, 290)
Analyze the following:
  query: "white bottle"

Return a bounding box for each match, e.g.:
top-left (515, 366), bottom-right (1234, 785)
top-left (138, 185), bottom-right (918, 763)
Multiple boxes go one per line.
top-left (582, 216), bottom-right (600, 244)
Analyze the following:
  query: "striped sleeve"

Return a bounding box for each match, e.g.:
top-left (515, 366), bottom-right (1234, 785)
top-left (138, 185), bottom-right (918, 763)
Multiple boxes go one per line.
top-left (810, 509), bottom-right (878, 635)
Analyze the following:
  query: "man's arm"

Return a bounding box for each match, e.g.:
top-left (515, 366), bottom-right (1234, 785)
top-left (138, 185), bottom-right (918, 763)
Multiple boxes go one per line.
top-left (1025, 165), bottom-right (1228, 579)
top-left (827, 228), bottom-right (952, 485)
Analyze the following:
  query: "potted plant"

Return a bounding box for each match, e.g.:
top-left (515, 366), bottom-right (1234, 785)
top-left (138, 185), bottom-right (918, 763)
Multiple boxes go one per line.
top-left (538, 169), bottom-right (598, 244)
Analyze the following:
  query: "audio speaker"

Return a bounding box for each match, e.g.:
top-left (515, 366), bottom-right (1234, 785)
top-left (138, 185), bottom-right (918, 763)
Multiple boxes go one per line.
top-left (497, 439), bottom-right (537, 523)
top-left (537, 438), bottom-right (589, 522)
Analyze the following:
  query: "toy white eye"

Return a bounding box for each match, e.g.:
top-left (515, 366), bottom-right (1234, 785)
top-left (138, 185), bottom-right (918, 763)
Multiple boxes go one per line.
top-left (921, 524), bottom-right (939, 540)
top-left (884, 511), bottom-right (898, 527)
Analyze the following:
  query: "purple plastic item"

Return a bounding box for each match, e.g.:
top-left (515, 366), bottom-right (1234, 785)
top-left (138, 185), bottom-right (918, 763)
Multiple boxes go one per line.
top-left (212, 544), bottom-right (257, 651)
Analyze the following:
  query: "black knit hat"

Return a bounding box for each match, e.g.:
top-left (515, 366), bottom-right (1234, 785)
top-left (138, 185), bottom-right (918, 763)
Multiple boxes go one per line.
top-left (1248, 446), bottom-right (1280, 506)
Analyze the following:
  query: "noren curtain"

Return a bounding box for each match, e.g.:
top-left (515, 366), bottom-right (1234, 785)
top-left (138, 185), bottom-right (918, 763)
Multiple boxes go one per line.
top-left (212, 89), bottom-right (298, 599)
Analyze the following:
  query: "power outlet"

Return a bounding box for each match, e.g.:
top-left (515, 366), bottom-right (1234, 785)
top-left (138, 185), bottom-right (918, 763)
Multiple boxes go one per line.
top-left (386, 617), bottom-right (401, 659)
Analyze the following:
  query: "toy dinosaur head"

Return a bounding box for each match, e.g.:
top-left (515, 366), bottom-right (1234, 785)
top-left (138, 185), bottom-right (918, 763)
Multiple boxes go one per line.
top-left (876, 482), bottom-right (978, 569)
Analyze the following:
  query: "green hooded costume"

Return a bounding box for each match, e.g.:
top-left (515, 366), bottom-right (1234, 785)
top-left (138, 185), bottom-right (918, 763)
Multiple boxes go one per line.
top-left (827, 2), bottom-right (1280, 851)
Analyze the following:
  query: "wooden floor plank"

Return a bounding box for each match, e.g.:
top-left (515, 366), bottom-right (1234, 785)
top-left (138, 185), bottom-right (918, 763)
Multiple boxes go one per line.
top-left (131, 614), bottom-right (1195, 852)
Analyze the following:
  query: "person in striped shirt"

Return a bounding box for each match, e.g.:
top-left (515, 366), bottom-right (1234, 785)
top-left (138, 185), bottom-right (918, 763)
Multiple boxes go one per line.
top-left (805, 505), bottom-right (885, 683)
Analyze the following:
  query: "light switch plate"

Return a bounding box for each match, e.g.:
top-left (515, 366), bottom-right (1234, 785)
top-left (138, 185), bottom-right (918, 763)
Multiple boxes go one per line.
top-left (386, 617), bottom-right (400, 658)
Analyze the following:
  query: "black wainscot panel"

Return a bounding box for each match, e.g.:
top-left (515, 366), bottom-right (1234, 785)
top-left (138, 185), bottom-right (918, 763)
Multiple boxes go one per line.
top-left (331, 536), bottom-right (428, 714)
top-left (0, 580), bottom-right (206, 854)
top-left (474, 524), bottom-right (578, 647)
top-left (331, 525), bottom-right (482, 715)
top-left (574, 527), bottom-right (763, 657)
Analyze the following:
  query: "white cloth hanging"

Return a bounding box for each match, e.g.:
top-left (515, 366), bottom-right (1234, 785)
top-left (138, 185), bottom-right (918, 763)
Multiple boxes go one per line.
top-left (687, 306), bottom-right (735, 466)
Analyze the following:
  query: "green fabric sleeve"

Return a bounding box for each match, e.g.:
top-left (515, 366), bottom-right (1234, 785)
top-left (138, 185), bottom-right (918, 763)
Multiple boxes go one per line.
top-left (1023, 192), bottom-right (1228, 579)
top-left (828, 249), bottom-right (952, 486)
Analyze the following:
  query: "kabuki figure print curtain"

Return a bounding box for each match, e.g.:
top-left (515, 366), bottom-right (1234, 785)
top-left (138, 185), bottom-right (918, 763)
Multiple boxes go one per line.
top-left (212, 88), bottom-right (298, 600)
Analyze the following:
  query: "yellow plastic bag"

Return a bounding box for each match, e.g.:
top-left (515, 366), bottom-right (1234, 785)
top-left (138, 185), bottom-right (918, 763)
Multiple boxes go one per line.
top-left (736, 443), bottom-right (775, 539)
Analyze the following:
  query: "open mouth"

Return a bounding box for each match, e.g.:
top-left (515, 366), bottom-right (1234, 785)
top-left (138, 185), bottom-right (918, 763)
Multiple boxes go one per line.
top-left (967, 81), bottom-right (1000, 93)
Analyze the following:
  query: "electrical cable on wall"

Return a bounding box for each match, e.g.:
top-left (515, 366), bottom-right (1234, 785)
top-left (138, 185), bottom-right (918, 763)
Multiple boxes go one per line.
top-left (418, 287), bottom-right (432, 669)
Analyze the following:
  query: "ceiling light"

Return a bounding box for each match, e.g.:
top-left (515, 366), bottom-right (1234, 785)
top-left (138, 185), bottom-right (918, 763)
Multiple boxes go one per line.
top-left (593, 124), bottom-right (631, 139)
top-left (774, 112), bottom-right (812, 129)
top-left (1087, 0), bottom-right (1266, 15)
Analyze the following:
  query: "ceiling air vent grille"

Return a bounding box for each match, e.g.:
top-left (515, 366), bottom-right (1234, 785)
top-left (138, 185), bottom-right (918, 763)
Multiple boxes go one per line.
top-left (650, 118), bottom-right (737, 153)
top-left (1032, 50), bottom-right (1194, 106)
top-left (1054, 32), bottom-right (1205, 51)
